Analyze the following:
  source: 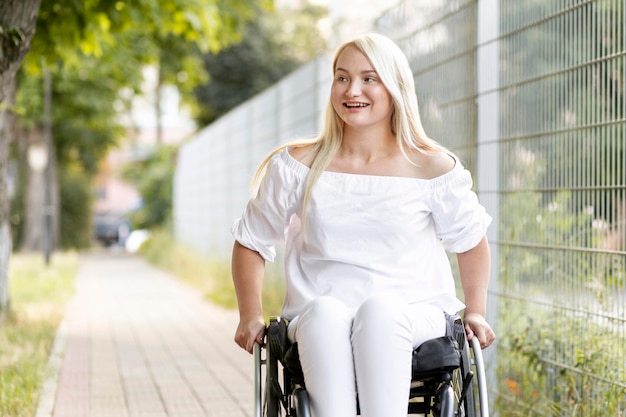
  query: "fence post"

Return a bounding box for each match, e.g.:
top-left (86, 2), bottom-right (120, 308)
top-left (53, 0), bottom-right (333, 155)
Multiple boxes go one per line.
top-left (476, 0), bottom-right (500, 409)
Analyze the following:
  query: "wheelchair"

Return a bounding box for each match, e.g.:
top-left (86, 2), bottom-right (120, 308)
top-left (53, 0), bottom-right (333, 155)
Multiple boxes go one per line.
top-left (253, 313), bottom-right (489, 417)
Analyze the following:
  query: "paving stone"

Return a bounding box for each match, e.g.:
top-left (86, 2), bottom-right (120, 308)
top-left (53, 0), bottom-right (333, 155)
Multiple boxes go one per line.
top-left (36, 253), bottom-right (254, 417)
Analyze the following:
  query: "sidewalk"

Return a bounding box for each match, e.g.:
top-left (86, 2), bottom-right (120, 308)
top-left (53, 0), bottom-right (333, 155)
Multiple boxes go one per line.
top-left (36, 252), bottom-right (254, 417)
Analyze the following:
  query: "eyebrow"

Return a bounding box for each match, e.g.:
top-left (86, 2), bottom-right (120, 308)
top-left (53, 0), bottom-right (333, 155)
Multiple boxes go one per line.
top-left (335, 67), bottom-right (378, 75)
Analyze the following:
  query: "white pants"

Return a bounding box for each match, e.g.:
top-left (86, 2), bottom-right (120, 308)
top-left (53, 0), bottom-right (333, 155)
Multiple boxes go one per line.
top-left (287, 295), bottom-right (446, 417)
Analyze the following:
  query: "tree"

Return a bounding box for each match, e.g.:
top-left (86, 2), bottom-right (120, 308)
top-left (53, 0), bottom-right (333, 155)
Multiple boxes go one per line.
top-left (122, 145), bottom-right (178, 230)
top-left (0, 0), bottom-right (42, 316)
top-left (194, 2), bottom-right (327, 125)
top-left (14, 52), bottom-right (127, 252)
top-left (0, 0), bottom-right (267, 316)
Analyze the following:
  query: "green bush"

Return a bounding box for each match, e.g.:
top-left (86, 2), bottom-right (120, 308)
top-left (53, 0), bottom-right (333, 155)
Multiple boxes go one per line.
top-left (495, 299), bottom-right (626, 416)
top-left (59, 166), bottom-right (94, 249)
top-left (122, 146), bottom-right (176, 230)
top-left (495, 170), bottom-right (626, 416)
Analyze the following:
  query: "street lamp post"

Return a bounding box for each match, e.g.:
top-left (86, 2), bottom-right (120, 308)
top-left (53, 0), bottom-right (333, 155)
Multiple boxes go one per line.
top-left (43, 66), bottom-right (53, 265)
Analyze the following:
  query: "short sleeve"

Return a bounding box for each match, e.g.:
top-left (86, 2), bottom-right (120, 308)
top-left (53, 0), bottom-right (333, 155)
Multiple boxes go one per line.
top-left (231, 152), bottom-right (303, 262)
top-left (428, 164), bottom-right (492, 253)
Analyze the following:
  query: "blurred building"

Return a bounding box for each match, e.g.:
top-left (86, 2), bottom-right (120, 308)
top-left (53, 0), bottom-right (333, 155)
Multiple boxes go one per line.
top-left (93, 66), bottom-right (195, 244)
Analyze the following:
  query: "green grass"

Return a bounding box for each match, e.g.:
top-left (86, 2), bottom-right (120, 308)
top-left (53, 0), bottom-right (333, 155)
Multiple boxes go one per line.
top-left (139, 229), bottom-right (286, 316)
top-left (0, 252), bottom-right (78, 417)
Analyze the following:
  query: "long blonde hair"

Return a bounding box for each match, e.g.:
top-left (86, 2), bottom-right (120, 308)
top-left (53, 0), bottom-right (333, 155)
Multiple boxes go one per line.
top-left (251, 33), bottom-right (447, 224)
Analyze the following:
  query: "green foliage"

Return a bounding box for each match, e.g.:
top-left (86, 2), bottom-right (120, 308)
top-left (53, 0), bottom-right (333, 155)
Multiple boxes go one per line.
top-left (59, 165), bottom-right (93, 249)
top-left (16, 58), bottom-right (123, 176)
top-left (1, 253), bottom-right (78, 417)
top-left (122, 145), bottom-right (177, 230)
top-left (194, 1), bottom-right (327, 125)
top-left (495, 150), bottom-right (625, 415)
top-left (495, 300), bottom-right (626, 417)
top-left (24, 0), bottom-right (271, 117)
top-left (15, 58), bottom-right (119, 249)
top-left (11, 0), bottom-right (269, 252)
top-left (27, 0), bottom-right (270, 68)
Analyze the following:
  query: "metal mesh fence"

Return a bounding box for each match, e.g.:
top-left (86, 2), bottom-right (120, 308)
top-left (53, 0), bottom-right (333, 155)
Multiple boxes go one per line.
top-left (377, 0), bottom-right (625, 415)
top-left (173, 58), bottom-right (331, 257)
top-left (174, 0), bottom-right (625, 414)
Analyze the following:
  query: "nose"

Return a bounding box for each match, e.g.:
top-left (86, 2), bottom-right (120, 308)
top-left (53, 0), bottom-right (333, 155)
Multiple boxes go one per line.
top-left (346, 80), bottom-right (362, 97)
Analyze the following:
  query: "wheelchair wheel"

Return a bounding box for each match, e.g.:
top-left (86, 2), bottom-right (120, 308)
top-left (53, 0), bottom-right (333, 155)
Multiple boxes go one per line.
top-left (447, 317), bottom-right (490, 417)
top-left (470, 337), bottom-right (489, 417)
top-left (451, 318), bottom-right (477, 417)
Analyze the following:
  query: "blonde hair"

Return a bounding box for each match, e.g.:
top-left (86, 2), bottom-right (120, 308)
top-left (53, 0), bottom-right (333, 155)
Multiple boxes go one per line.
top-left (251, 33), bottom-right (447, 225)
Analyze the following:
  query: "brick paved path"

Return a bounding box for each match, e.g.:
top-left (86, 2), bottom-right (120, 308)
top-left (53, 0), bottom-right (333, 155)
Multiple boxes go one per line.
top-left (36, 253), bottom-right (254, 417)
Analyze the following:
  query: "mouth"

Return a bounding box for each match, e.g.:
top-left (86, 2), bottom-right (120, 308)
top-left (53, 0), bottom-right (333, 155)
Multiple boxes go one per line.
top-left (344, 102), bottom-right (369, 108)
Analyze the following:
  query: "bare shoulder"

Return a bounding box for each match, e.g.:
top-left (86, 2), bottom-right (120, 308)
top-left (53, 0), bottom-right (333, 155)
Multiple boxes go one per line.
top-left (409, 149), bottom-right (456, 179)
top-left (288, 144), bottom-right (317, 168)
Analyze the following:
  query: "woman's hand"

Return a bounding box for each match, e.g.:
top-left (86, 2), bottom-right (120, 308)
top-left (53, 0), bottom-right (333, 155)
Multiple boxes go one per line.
top-left (235, 315), bottom-right (266, 354)
top-left (463, 312), bottom-right (495, 349)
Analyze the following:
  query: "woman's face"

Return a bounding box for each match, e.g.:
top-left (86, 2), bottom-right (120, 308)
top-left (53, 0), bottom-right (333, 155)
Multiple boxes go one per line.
top-left (331, 46), bottom-right (394, 132)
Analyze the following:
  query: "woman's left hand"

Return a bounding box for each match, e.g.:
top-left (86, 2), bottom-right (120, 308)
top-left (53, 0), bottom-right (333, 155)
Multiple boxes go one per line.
top-left (463, 312), bottom-right (496, 349)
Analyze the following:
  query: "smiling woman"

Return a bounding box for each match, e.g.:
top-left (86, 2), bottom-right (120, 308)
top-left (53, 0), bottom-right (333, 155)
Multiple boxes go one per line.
top-left (230, 33), bottom-right (494, 417)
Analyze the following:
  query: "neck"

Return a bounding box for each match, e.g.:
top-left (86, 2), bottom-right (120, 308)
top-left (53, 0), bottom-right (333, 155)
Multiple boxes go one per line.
top-left (340, 125), bottom-right (397, 161)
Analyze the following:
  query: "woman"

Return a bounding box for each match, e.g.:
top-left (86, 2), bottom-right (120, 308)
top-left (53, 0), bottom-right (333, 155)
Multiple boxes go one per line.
top-left (231, 33), bottom-right (495, 417)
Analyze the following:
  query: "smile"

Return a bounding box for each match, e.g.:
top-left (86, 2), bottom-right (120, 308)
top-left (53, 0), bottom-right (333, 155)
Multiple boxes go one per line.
top-left (344, 102), bottom-right (369, 108)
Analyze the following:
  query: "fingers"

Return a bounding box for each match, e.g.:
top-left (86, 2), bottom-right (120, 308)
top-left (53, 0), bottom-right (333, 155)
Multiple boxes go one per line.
top-left (475, 325), bottom-right (495, 349)
top-left (235, 334), bottom-right (257, 354)
top-left (235, 332), bottom-right (258, 354)
top-left (246, 327), bottom-right (265, 353)
top-left (464, 322), bottom-right (475, 341)
top-left (234, 319), bottom-right (266, 354)
top-left (255, 329), bottom-right (265, 345)
top-left (464, 314), bottom-right (496, 349)
top-left (472, 326), bottom-right (491, 349)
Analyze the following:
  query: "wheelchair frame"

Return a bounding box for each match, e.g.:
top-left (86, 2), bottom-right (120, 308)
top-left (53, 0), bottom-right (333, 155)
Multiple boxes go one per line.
top-left (254, 314), bottom-right (489, 417)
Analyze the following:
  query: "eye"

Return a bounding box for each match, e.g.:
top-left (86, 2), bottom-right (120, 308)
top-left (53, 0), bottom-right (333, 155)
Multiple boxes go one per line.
top-left (336, 75), bottom-right (348, 82)
top-left (364, 77), bottom-right (377, 83)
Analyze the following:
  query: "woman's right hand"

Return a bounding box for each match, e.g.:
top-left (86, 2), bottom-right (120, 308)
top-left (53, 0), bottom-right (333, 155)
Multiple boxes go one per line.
top-left (235, 315), bottom-right (266, 354)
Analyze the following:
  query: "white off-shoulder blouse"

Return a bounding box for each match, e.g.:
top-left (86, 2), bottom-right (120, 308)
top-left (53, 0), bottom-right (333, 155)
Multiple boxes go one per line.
top-left (231, 149), bottom-right (492, 320)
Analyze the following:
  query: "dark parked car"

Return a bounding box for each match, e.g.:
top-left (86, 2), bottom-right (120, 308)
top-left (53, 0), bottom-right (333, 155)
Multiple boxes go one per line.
top-left (93, 211), bottom-right (130, 246)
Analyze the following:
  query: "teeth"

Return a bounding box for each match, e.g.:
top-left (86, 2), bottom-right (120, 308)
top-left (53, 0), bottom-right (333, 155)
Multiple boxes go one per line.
top-left (345, 103), bottom-right (368, 108)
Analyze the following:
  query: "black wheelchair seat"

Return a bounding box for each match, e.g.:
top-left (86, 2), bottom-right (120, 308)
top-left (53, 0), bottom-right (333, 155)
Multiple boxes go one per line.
top-left (269, 317), bottom-right (461, 382)
top-left (412, 336), bottom-right (460, 374)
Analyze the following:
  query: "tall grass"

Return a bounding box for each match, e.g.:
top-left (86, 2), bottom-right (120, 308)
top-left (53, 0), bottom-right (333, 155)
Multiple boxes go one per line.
top-left (139, 229), bottom-right (286, 316)
top-left (1, 252), bottom-right (78, 417)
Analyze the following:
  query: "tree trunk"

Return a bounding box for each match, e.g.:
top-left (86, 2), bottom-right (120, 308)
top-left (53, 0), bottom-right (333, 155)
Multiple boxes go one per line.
top-left (0, 78), bottom-right (16, 317)
top-left (21, 128), bottom-right (46, 252)
top-left (0, 0), bottom-right (43, 315)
